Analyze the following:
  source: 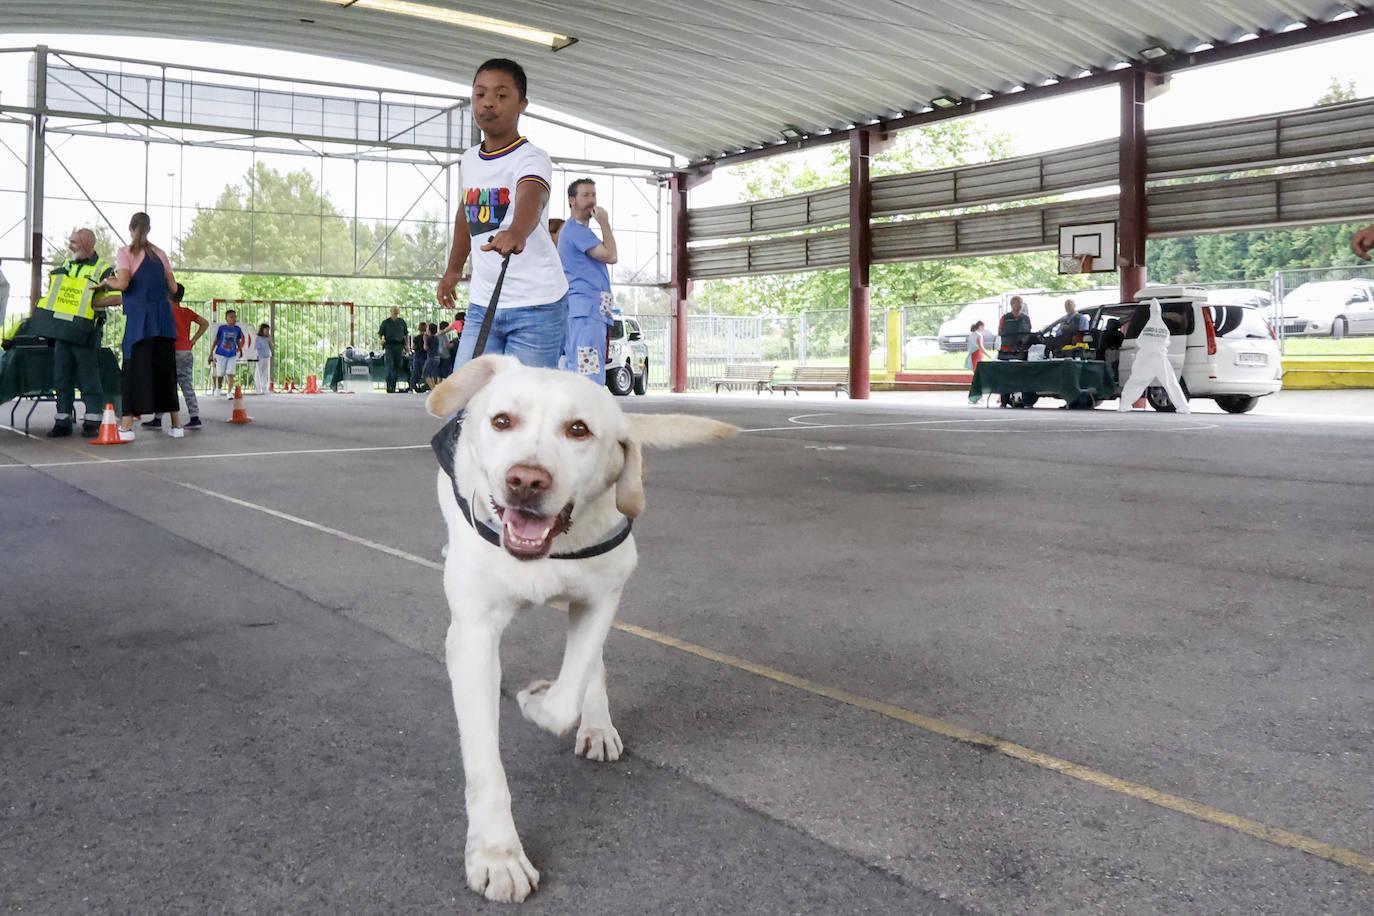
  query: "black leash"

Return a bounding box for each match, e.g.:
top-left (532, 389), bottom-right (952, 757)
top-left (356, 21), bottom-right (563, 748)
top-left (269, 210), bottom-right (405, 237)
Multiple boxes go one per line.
top-left (470, 247), bottom-right (512, 358)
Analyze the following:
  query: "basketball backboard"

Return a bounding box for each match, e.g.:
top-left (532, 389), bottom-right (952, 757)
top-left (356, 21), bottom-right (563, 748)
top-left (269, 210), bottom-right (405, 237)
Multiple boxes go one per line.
top-left (1057, 221), bottom-right (1117, 274)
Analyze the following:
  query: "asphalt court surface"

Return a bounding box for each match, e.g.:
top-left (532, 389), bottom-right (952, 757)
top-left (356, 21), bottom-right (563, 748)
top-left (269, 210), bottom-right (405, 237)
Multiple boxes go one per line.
top-left (2, 387), bottom-right (1372, 913)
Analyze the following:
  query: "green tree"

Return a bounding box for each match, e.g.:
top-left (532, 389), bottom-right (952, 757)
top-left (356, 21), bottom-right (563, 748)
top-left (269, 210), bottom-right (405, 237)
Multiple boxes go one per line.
top-left (1317, 78), bottom-right (1358, 105)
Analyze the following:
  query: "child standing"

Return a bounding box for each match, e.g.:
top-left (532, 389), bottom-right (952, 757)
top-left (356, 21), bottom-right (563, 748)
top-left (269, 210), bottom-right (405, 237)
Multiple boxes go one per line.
top-left (210, 309), bottom-right (245, 397)
top-left (253, 323), bottom-right (273, 394)
top-left (437, 58), bottom-right (568, 369)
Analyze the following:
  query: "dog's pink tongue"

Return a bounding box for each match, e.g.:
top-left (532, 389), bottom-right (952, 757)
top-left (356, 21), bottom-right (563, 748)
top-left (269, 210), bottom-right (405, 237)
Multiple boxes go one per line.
top-left (504, 510), bottom-right (552, 542)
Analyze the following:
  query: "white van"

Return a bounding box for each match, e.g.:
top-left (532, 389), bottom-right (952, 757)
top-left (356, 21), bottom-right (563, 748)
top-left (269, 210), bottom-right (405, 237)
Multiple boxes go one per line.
top-left (1098, 285), bottom-right (1282, 413)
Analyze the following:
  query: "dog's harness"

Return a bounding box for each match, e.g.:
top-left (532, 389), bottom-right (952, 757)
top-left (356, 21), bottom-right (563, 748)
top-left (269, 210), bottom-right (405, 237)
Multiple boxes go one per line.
top-left (431, 413), bottom-right (632, 560)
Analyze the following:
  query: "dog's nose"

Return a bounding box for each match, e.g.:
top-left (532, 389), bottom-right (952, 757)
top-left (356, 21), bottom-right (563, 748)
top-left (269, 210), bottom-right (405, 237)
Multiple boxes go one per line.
top-left (505, 464), bottom-right (552, 504)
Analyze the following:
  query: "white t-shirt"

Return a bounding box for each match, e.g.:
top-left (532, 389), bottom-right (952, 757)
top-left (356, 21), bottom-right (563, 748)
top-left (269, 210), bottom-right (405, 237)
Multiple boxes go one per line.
top-left (460, 137), bottom-right (568, 309)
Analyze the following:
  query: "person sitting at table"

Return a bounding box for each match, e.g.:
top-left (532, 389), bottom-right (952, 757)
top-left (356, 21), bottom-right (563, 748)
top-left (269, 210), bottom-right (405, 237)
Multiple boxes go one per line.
top-left (997, 296), bottom-right (1033, 360)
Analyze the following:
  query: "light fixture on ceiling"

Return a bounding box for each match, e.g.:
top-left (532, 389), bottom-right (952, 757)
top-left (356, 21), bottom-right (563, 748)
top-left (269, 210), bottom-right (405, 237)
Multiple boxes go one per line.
top-left (1139, 45), bottom-right (1169, 60)
top-left (779, 126), bottom-right (804, 141)
top-left (318, 0), bottom-right (577, 50)
top-left (930, 95), bottom-right (959, 109)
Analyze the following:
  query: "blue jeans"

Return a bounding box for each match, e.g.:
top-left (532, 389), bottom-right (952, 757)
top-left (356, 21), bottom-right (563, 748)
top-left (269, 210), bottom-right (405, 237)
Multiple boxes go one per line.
top-left (454, 295), bottom-right (568, 370)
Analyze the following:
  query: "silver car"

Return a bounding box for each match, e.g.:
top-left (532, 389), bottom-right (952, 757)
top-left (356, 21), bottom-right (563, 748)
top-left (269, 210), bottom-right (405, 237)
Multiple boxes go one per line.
top-left (1279, 279), bottom-right (1374, 337)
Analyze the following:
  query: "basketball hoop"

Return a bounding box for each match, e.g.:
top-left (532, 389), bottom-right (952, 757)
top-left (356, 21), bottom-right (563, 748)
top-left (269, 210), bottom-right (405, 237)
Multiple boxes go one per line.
top-left (1058, 253), bottom-right (1093, 274)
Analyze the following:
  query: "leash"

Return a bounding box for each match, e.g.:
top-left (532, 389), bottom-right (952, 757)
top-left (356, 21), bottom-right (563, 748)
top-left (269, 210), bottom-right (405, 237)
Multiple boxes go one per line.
top-left (469, 246), bottom-right (511, 358)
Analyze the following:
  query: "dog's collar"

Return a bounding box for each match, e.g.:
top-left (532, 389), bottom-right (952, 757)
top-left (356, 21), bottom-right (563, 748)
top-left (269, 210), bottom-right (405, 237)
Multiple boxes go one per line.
top-left (430, 413), bottom-right (632, 561)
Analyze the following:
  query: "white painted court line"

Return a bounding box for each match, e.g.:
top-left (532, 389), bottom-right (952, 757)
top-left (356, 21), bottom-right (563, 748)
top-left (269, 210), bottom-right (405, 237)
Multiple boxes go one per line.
top-left (174, 479), bottom-right (443, 571)
top-left (0, 440), bottom-right (429, 469)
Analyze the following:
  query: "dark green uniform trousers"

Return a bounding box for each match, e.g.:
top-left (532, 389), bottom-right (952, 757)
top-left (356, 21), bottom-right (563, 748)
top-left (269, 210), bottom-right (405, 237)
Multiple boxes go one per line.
top-left (52, 339), bottom-right (104, 427)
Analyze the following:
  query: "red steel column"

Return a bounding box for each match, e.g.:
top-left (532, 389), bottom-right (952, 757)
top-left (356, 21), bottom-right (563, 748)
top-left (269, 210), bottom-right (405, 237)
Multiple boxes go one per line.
top-left (669, 172), bottom-right (690, 392)
top-left (1119, 70), bottom-right (1148, 301)
top-left (848, 129), bottom-right (872, 399)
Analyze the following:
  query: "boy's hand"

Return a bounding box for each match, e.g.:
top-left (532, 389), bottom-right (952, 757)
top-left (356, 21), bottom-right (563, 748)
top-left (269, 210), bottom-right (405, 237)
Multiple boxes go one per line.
top-left (438, 270), bottom-right (463, 308)
top-left (1352, 225), bottom-right (1374, 261)
top-left (481, 231), bottom-right (526, 257)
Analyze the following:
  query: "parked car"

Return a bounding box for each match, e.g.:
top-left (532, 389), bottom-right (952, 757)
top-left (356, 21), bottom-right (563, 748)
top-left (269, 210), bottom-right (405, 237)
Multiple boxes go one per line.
top-left (1278, 279), bottom-right (1374, 337)
top-left (1096, 285), bottom-right (1282, 413)
top-left (1204, 287), bottom-right (1273, 308)
top-left (870, 335), bottom-right (941, 365)
top-left (606, 313), bottom-right (649, 396)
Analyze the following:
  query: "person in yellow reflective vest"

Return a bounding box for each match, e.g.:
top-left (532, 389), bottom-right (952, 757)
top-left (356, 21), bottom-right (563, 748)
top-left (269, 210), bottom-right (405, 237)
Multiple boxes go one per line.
top-left (34, 229), bottom-right (119, 437)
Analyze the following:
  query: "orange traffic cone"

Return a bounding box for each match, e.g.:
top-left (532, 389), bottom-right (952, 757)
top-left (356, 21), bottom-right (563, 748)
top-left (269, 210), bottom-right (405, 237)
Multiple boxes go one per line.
top-left (303, 375), bottom-right (321, 395)
top-left (228, 385), bottom-right (252, 424)
top-left (88, 403), bottom-right (128, 445)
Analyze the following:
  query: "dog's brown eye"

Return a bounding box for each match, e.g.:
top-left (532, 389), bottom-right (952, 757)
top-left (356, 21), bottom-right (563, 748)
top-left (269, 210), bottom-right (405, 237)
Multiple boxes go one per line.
top-left (491, 413), bottom-right (513, 431)
top-left (566, 420), bottom-right (592, 439)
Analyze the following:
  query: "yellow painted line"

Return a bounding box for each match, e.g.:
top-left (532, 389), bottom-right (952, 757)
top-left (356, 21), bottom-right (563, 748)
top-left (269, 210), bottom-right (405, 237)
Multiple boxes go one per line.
top-left (614, 621), bottom-right (1374, 877)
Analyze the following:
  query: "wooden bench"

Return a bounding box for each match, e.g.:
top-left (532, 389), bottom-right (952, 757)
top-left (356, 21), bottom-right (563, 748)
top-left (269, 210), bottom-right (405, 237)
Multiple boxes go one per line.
top-left (772, 365), bottom-right (850, 396)
top-left (707, 363), bottom-right (777, 393)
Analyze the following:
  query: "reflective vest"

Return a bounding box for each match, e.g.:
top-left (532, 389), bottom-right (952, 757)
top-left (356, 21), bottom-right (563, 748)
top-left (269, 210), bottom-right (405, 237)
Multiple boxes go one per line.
top-left (30, 258), bottom-right (112, 344)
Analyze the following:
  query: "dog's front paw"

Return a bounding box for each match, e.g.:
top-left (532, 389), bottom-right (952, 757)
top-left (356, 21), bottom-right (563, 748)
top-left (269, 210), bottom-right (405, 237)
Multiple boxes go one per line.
top-left (517, 680), bottom-right (579, 736)
top-left (465, 842), bottom-right (539, 903)
top-left (575, 723), bottom-right (623, 762)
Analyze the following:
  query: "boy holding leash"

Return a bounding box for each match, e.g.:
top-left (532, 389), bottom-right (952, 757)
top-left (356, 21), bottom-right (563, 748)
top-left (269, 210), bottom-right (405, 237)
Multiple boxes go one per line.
top-left (438, 59), bottom-right (568, 369)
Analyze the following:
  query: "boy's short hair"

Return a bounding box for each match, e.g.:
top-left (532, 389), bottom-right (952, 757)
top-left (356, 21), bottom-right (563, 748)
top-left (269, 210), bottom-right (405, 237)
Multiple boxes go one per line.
top-left (567, 178), bottom-right (595, 201)
top-left (171, 282), bottom-right (185, 302)
top-left (225, 309), bottom-right (237, 317)
top-left (475, 58), bottom-right (527, 100)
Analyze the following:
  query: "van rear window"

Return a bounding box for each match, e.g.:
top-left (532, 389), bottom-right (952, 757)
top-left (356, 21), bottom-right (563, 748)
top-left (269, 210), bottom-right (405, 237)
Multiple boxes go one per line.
top-left (1121, 302), bottom-right (1193, 338)
top-left (1207, 306), bottom-right (1273, 339)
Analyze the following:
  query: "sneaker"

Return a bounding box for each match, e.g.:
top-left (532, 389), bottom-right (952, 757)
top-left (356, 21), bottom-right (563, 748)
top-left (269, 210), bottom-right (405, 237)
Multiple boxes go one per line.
top-left (46, 424), bottom-right (73, 438)
top-left (117, 428), bottom-right (135, 442)
top-left (185, 416), bottom-right (203, 430)
top-left (166, 426), bottom-right (185, 439)
top-left (141, 417), bottom-right (162, 429)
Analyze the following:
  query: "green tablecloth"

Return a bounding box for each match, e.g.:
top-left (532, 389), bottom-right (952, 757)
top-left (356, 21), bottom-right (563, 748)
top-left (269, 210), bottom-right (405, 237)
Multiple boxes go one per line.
top-left (970, 358), bottom-right (1117, 403)
top-left (323, 354), bottom-right (413, 391)
top-left (0, 345), bottom-right (123, 414)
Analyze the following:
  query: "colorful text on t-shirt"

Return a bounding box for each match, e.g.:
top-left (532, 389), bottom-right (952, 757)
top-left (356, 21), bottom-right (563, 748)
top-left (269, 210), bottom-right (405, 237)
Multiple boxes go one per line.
top-left (466, 187), bottom-right (511, 235)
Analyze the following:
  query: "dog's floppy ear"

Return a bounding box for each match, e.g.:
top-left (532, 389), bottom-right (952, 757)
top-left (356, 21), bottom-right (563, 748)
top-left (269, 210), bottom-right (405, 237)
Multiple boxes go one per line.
top-left (425, 354), bottom-right (523, 418)
top-left (615, 414), bottom-right (734, 518)
top-left (615, 438), bottom-right (646, 518)
top-left (625, 413), bottom-right (738, 449)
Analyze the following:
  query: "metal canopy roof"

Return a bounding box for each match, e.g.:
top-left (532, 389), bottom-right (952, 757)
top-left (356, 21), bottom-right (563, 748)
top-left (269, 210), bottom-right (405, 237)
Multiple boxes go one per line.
top-left (0, 1), bottom-right (1366, 161)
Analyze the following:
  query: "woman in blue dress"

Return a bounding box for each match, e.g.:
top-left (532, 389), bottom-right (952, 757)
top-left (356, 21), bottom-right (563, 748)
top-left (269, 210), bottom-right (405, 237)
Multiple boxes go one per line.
top-left (98, 212), bottom-right (183, 440)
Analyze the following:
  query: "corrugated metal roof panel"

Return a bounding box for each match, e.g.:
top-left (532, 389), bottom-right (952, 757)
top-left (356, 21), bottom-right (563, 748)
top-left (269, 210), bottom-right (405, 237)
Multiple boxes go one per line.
top-left (0, 0), bottom-right (1357, 159)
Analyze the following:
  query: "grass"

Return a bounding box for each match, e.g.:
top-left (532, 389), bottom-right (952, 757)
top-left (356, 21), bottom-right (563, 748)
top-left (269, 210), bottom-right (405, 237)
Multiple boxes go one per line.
top-left (1278, 338), bottom-right (1374, 357)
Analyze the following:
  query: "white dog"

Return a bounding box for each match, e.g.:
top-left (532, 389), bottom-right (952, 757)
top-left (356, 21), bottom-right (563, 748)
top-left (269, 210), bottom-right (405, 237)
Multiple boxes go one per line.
top-left (425, 354), bottom-right (736, 903)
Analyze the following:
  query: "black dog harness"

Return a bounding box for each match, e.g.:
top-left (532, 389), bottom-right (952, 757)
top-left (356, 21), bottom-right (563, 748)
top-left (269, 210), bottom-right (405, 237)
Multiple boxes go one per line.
top-left (431, 413), bottom-right (632, 560)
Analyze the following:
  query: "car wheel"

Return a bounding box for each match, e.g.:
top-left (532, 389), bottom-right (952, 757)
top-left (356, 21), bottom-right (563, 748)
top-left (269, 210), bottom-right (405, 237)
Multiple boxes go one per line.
top-left (1331, 317), bottom-right (1348, 338)
top-left (607, 363), bottom-right (633, 396)
top-left (1146, 386), bottom-right (1177, 412)
top-left (632, 360), bottom-right (647, 395)
top-left (1215, 395), bottom-right (1258, 414)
